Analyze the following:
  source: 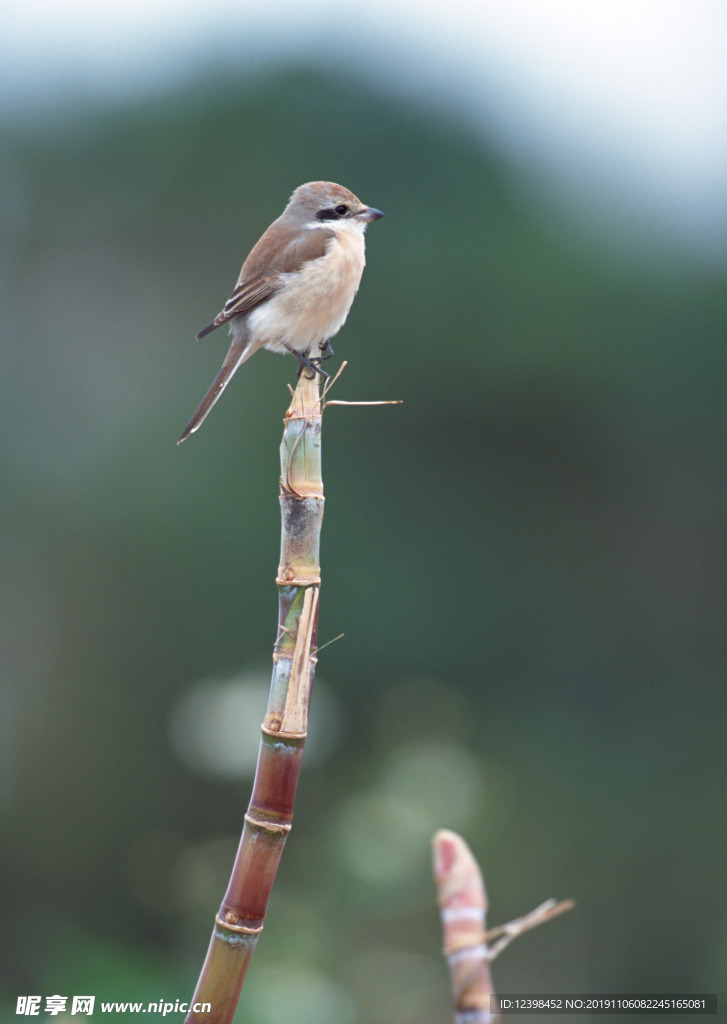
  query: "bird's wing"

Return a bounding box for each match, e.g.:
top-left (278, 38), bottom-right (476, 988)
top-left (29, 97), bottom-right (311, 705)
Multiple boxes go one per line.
top-left (196, 226), bottom-right (334, 339)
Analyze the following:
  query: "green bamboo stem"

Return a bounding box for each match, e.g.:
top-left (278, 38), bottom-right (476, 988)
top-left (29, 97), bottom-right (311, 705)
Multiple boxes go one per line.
top-left (186, 370), bottom-right (323, 1024)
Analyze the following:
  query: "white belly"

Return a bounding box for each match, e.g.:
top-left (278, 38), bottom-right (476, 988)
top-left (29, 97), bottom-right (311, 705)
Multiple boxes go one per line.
top-left (247, 231), bottom-right (366, 354)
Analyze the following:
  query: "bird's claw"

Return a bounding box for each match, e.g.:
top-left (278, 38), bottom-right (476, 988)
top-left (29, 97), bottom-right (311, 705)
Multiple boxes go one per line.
top-left (287, 345), bottom-right (331, 380)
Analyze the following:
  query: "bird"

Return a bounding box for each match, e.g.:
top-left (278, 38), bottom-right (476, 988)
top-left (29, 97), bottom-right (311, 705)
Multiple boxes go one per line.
top-left (177, 181), bottom-right (384, 443)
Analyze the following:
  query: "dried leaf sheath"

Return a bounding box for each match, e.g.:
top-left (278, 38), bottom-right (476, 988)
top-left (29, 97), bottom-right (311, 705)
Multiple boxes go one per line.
top-left (186, 372), bottom-right (323, 1024)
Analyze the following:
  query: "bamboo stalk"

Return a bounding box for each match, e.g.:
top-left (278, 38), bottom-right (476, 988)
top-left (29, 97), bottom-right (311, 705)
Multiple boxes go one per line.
top-left (433, 830), bottom-right (575, 1024)
top-left (185, 370), bottom-right (323, 1024)
top-left (433, 830), bottom-right (497, 1024)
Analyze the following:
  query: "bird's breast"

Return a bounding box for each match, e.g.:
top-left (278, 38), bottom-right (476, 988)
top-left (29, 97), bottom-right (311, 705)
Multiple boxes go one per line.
top-left (248, 231), bottom-right (366, 353)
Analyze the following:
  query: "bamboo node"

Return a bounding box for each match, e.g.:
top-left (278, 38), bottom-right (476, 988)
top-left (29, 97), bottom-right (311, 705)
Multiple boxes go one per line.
top-left (215, 912), bottom-right (264, 936)
top-left (244, 811), bottom-right (293, 835)
top-left (276, 571), bottom-right (322, 586)
top-left (444, 937), bottom-right (489, 958)
top-left (260, 723), bottom-right (308, 741)
top-left (443, 932), bottom-right (487, 957)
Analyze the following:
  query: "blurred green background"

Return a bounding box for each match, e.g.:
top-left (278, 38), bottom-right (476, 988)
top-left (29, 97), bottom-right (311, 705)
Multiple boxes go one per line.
top-left (1, 60), bottom-right (725, 1023)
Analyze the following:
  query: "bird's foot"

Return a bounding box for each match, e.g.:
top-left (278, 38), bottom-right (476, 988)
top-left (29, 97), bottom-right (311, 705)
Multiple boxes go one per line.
top-left (286, 345), bottom-right (331, 380)
top-left (318, 340), bottom-right (334, 362)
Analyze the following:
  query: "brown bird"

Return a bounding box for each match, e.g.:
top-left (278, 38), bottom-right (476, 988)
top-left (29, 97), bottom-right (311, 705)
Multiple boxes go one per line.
top-left (178, 181), bottom-right (383, 443)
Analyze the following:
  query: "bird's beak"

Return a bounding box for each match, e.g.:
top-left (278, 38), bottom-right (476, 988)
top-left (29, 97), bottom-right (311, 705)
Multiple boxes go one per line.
top-left (356, 207), bottom-right (384, 222)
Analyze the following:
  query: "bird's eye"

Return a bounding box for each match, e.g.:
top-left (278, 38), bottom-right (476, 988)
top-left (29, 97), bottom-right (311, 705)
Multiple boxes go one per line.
top-left (315, 205), bottom-right (350, 221)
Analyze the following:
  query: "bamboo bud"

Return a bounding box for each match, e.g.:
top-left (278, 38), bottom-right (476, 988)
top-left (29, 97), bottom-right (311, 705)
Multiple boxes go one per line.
top-left (433, 830), bottom-right (497, 1024)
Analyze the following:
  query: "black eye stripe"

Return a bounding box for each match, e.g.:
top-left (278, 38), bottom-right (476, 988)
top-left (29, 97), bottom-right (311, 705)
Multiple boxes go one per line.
top-left (315, 204), bottom-right (350, 221)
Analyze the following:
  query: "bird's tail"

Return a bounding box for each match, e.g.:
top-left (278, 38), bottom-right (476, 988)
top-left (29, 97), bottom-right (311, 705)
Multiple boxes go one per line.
top-left (177, 335), bottom-right (255, 444)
